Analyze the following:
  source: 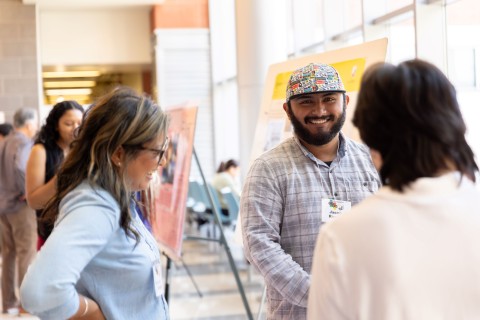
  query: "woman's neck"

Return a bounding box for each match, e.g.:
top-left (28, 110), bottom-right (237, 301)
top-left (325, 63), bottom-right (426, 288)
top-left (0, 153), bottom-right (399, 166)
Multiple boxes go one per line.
top-left (56, 139), bottom-right (70, 153)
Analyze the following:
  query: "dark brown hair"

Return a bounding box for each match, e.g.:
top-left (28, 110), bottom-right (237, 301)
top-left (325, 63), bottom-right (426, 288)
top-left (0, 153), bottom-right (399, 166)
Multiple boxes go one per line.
top-left (353, 59), bottom-right (477, 191)
top-left (216, 159), bottom-right (239, 173)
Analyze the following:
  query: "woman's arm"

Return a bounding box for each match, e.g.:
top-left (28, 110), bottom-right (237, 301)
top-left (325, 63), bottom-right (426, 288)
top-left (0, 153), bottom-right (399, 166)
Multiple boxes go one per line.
top-left (20, 186), bottom-right (118, 319)
top-left (69, 295), bottom-right (105, 320)
top-left (25, 144), bottom-right (57, 209)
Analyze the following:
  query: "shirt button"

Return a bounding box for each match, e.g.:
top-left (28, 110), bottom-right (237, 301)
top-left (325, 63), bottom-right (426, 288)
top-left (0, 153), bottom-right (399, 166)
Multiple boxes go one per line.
top-left (334, 192), bottom-right (338, 197)
top-left (363, 182), bottom-right (367, 186)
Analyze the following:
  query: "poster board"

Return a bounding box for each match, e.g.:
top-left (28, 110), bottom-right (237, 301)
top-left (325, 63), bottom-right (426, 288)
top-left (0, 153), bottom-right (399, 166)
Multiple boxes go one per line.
top-left (235, 38), bottom-right (389, 245)
top-left (250, 38), bottom-right (388, 164)
top-left (151, 103), bottom-right (198, 261)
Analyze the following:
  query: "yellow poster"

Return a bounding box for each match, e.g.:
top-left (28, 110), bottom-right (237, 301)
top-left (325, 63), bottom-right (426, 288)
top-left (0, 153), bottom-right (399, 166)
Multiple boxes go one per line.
top-left (331, 58), bottom-right (366, 92)
top-left (272, 57), bottom-right (366, 101)
top-left (272, 71), bottom-right (293, 100)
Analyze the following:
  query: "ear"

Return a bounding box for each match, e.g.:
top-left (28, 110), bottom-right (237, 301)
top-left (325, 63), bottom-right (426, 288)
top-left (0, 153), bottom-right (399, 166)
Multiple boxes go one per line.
top-left (345, 94), bottom-right (350, 109)
top-left (369, 148), bottom-right (383, 171)
top-left (283, 102), bottom-right (291, 120)
top-left (111, 146), bottom-right (125, 166)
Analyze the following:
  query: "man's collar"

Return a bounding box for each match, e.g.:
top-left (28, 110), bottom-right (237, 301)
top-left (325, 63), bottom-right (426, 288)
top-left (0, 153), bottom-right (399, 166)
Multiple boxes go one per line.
top-left (293, 132), bottom-right (346, 163)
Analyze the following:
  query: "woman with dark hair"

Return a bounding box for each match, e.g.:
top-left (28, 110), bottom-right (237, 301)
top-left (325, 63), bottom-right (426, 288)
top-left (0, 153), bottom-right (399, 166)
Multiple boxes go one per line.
top-left (308, 59), bottom-right (480, 319)
top-left (21, 87), bottom-right (170, 319)
top-left (212, 159), bottom-right (241, 216)
top-left (26, 100), bottom-right (84, 249)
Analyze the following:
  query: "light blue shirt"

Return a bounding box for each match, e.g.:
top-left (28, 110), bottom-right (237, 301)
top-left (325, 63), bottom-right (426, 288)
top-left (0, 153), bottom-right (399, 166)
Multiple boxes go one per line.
top-left (20, 181), bottom-right (169, 320)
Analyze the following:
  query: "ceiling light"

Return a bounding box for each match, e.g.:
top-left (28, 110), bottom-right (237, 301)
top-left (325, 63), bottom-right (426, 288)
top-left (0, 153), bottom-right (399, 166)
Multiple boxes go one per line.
top-left (42, 71), bottom-right (101, 78)
top-left (43, 81), bottom-right (96, 88)
top-left (45, 88), bottom-right (93, 96)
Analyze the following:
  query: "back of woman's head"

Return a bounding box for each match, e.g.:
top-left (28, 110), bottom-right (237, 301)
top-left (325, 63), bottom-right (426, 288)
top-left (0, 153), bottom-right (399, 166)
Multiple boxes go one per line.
top-left (36, 100), bottom-right (84, 148)
top-left (43, 87), bottom-right (169, 237)
top-left (353, 59), bottom-right (477, 191)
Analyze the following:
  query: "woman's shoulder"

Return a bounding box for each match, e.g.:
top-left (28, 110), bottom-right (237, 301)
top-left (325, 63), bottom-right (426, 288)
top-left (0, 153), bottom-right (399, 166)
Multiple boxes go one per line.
top-left (27, 144), bottom-right (47, 168)
top-left (60, 181), bottom-right (120, 214)
top-left (30, 143), bottom-right (47, 155)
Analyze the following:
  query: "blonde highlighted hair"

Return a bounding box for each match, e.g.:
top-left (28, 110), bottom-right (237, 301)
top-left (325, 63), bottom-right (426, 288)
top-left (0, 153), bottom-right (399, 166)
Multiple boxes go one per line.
top-left (42, 87), bottom-right (169, 239)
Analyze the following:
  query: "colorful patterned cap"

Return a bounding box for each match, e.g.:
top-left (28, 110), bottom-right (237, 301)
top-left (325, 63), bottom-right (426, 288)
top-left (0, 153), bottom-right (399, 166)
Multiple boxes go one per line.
top-left (286, 63), bottom-right (345, 102)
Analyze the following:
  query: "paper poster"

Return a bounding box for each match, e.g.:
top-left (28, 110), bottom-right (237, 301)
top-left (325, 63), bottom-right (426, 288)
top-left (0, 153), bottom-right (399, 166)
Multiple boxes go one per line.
top-left (263, 118), bottom-right (286, 152)
top-left (151, 104), bottom-right (198, 261)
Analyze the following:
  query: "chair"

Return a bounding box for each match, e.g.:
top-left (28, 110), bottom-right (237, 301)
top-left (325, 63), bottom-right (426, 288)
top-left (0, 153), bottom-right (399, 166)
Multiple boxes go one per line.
top-left (220, 188), bottom-right (239, 223)
top-left (207, 183), bottom-right (235, 225)
top-left (187, 181), bottom-right (231, 230)
top-left (187, 180), bottom-right (213, 231)
top-left (188, 180), bottom-right (210, 212)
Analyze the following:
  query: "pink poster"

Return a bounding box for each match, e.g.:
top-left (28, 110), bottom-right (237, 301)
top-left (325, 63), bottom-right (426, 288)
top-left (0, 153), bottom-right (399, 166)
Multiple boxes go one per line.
top-left (151, 104), bottom-right (198, 260)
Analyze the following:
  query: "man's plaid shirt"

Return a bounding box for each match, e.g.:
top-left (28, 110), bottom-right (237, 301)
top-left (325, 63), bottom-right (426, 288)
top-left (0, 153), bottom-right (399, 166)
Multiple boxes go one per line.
top-left (241, 133), bottom-right (381, 320)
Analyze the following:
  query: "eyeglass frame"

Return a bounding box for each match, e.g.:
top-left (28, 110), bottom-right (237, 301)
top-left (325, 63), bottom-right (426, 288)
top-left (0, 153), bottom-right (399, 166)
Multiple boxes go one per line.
top-left (137, 136), bottom-right (170, 167)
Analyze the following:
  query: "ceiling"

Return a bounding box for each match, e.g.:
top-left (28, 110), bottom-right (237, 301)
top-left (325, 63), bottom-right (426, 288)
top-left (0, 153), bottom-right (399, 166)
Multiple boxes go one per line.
top-left (24, 0), bottom-right (162, 104)
top-left (26, 0), bottom-right (164, 105)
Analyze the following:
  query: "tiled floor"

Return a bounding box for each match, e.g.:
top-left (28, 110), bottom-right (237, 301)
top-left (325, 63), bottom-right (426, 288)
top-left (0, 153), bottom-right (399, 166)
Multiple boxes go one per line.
top-left (168, 225), bottom-right (265, 320)
top-left (0, 220), bottom-right (265, 320)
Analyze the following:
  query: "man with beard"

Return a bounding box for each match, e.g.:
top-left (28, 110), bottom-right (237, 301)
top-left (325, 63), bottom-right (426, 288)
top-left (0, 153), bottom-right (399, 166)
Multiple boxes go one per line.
top-left (241, 62), bottom-right (381, 320)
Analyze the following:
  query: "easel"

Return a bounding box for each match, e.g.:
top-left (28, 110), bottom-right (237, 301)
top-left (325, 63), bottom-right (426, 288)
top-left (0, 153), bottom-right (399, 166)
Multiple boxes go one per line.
top-left (164, 253), bottom-right (203, 302)
top-left (163, 148), bottom-right (253, 320)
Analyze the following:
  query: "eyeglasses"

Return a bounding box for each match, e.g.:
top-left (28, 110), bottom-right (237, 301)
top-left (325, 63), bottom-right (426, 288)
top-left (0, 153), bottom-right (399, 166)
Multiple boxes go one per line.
top-left (138, 136), bottom-right (170, 167)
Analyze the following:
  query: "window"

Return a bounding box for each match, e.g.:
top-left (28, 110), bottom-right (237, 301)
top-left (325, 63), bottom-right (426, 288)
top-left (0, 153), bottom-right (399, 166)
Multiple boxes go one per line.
top-left (446, 0), bottom-right (480, 165)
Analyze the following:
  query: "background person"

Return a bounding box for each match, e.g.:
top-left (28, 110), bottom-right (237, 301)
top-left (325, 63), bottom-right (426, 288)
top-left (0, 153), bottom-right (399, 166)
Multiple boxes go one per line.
top-left (20, 88), bottom-right (170, 320)
top-left (0, 123), bottom-right (13, 141)
top-left (241, 62), bottom-right (381, 319)
top-left (26, 100), bottom-right (84, 250)
top-left (308, 59), bottom-right (480, 320)
top-left (0, 108), bottom-right (38, 314)
top-left (211, 159), bottom-right (241, 216)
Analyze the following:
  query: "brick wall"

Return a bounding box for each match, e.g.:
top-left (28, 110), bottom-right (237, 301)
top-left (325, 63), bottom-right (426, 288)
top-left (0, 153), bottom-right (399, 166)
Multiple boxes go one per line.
top-left (0, 0), bottom-right (39, 123)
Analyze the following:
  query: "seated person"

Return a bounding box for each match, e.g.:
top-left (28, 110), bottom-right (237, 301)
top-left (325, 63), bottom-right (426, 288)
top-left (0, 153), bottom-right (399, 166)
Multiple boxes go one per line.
top-left (211, 159), bottom-right (241, 216)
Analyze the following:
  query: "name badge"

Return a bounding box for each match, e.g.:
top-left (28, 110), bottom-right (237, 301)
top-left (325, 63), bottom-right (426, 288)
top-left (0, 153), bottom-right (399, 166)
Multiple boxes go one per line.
top-left (321, 198), bottom-right (351, 223)
top-left (153, 260), bottom-right (163, 297)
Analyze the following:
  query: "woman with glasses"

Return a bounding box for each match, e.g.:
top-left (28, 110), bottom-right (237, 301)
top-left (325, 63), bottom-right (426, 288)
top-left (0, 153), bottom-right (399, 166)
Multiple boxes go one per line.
top-left (20, 87), bottom-right (170, 320)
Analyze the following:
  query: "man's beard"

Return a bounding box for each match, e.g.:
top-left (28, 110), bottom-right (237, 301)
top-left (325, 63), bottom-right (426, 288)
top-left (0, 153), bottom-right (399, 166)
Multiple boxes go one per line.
top-left (288, 103), bottom-right (346, 146)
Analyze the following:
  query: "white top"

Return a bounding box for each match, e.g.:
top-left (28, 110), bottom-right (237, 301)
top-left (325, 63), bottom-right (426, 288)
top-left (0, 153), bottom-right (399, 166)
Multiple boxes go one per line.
top-left (308, 172), bottom-right (480, 320)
